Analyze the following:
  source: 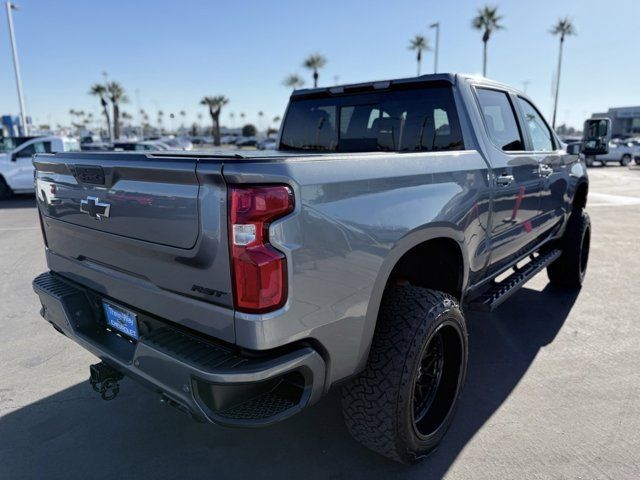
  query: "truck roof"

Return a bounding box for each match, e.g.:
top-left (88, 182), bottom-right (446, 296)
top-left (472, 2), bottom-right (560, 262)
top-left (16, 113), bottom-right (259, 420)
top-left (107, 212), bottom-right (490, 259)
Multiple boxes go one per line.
top-left (290, 73), bottom-right (523, 99)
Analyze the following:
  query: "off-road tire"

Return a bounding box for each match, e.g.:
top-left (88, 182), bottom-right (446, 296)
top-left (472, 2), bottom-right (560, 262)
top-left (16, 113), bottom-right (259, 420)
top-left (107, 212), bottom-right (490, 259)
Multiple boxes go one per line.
top-left (0, 176), bottom-right (12, 200)
top-left (621, 154), bottom-right (632, 166)
top-left (341, 286), bottom-right (468, 464)
top-left (547, 210), bottom-right (591, 288)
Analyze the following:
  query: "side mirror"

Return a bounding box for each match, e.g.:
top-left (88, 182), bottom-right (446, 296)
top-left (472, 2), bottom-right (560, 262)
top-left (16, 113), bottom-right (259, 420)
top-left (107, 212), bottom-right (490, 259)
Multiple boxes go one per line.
top-left (566, 142), bottom-right (581, 155)
top-left (581, 118), bottom-right (611, 156)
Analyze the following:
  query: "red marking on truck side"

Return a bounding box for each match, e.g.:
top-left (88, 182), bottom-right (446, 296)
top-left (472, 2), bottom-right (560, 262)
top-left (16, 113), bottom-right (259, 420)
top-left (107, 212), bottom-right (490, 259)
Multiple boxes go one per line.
top-left (512, 186), bottom-right (525, 221)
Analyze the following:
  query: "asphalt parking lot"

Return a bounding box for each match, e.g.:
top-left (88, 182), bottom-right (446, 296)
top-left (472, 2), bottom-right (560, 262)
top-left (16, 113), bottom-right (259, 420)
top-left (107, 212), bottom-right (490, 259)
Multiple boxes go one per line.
top-left (1, 166), bottom-right (639, 480)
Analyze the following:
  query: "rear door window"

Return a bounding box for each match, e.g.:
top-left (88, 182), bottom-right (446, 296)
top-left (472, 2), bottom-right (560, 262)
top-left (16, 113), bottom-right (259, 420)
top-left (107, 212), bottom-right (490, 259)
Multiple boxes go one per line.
top-left (475, 88), bottom-right (524, 151)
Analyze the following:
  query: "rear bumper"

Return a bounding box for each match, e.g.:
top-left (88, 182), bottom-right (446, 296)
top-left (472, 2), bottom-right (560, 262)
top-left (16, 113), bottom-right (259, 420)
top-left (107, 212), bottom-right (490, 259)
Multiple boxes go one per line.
top-left (32, 272), bottom-right (326, 427)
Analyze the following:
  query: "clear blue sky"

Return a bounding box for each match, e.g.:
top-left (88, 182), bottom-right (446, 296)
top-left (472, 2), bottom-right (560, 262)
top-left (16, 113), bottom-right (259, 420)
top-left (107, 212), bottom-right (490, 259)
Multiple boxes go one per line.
top-left (1, 0), bottom-right (638, 130)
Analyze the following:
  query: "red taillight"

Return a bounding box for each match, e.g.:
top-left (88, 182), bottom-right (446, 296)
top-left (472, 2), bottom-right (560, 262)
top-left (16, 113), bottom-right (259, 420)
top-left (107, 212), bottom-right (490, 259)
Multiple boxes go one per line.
top-left (229, 185), bottom-right (294, 313)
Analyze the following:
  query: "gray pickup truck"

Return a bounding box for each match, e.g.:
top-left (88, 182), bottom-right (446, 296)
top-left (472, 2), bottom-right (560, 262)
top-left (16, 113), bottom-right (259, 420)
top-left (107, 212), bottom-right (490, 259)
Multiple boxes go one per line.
top-left (32, 74), bottom-right (604, 464)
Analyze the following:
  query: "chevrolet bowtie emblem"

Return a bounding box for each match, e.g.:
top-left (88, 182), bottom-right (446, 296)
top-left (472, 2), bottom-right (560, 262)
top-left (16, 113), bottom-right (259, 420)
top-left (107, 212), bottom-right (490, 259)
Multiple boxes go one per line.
top-left (80, 196), bottom-right (111, 220)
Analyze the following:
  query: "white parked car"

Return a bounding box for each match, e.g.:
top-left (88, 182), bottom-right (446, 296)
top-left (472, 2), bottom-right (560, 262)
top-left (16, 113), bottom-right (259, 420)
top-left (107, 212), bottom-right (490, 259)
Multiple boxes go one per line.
top-left (0, 136), bottom-right (80, 198)
top-left (160, 136), bottom-right (193, 150)
top-left (112, 140), bottom-right (172, 151)
top-left (626, 139), bottom-right (640, 165)
top-left (257, 138), bottom-right (278, 150)
top-left (586, 140), bottom-right (635, 166)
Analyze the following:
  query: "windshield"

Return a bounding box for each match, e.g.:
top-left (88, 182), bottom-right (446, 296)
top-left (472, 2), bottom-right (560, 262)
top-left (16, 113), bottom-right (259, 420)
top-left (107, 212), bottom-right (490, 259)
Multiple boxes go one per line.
top-left (280, 86), bottom-right (464, 153)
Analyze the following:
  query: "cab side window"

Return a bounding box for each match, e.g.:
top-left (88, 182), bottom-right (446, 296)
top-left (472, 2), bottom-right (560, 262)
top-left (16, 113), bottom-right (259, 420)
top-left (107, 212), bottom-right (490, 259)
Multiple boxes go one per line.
top-left (16, 141), bottom-right (49, 158)
top-left (15, 144), bottom-right (36, 158)
top-left (516, 97), bottom-right (555, 152)
top-left (475, 88), bottom-right (524, 152)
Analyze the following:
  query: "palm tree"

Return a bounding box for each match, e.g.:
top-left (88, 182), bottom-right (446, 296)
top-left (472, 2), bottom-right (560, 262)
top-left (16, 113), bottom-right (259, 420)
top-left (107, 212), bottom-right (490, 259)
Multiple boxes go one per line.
top-left (157, 110), bottom-right (164, 133)
top-left (121, 111), bottom-right (132, 128)
top-left (471, 5), bottom-right (504, 76)
top-left (283, 74), bottom-right (305, 90)
top-left (89, 83), bottom-right (112, 139)
top-left (179, 110), bottom-right (186, 130)
top-left (303, 54), bottom-right (327, 88)
top-left (200, 95), bottom-right (229, 146)
top-left (408, 35), bottom-right (431, 76)
top-left (550, 17), bottom-right (576, 129)
top-left (106, 81), bottom-right (128, 139)
top-left (69, 109), bottom-right (81, 131)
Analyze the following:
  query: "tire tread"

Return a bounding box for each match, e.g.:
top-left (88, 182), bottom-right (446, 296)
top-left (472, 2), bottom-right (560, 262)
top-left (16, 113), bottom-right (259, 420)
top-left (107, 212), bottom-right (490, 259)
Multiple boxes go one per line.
top-left (341, 286), bottom-right (466, 463)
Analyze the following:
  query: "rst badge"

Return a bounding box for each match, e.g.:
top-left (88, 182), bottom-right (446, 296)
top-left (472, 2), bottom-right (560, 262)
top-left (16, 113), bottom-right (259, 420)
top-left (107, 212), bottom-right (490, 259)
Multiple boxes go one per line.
top-left (80, 196), bottom-right (111, 220)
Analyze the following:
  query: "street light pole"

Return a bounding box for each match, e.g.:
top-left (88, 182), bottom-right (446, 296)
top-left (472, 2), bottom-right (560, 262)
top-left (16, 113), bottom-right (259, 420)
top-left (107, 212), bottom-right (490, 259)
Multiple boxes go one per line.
top-left (5, 1), bottom-right (28, 135)
top-left (430, 22), bottom-right (440, 73)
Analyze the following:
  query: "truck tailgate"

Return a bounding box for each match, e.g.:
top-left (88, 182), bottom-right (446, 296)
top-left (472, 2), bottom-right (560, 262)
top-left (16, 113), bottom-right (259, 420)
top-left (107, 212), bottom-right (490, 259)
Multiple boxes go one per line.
top-left (35, 154), bottom-right (199, 248)
top-left (33, 152), bottom-right (235, 342)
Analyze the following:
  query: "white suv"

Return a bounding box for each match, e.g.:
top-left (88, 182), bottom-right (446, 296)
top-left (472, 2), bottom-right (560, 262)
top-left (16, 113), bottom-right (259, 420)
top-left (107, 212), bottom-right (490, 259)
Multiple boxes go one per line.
top-left (0, 136), bottom-right (80, 198)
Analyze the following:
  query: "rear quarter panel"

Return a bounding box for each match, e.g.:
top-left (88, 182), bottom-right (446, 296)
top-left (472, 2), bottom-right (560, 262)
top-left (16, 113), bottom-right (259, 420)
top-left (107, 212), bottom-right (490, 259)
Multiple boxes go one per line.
top-left (223, 150), bottom-right (491, 387)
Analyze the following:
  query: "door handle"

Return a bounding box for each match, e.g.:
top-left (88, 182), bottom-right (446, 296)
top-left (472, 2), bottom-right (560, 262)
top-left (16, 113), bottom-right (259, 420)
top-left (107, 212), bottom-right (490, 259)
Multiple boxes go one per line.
top-left (495, 173), bottom-right (514, 187)
top-left (539, 164), bottom-right (553, 177)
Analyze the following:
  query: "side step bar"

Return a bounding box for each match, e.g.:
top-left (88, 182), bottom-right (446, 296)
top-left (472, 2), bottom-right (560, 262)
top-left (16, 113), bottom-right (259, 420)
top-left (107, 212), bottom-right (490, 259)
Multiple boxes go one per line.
top-left (467, 249), bottom-right (562, 312)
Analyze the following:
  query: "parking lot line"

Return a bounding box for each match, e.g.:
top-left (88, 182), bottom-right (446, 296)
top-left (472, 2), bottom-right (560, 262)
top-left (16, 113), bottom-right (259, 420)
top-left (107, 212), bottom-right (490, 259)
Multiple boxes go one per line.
top-left (0, 226), bottom-right (40, 231)
top-left (588, 192), bottom-right (640, 207)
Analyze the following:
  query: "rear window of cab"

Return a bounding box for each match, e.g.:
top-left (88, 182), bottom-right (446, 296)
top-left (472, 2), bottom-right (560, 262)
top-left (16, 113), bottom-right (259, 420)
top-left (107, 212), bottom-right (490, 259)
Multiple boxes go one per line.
top-left (280, 86), bottom-right (464, 153)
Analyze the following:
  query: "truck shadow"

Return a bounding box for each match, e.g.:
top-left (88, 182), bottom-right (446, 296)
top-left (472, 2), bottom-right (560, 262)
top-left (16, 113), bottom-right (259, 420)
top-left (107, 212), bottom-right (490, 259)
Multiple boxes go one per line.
top-left (0, 194), bottom-right (36, 209)
top-left (0, 284), bottom-right (578, 480)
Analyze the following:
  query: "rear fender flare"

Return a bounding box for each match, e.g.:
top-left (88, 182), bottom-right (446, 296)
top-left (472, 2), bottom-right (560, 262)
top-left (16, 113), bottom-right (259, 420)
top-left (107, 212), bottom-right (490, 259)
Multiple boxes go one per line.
top-left (356, 225), bottom-right (468, 373)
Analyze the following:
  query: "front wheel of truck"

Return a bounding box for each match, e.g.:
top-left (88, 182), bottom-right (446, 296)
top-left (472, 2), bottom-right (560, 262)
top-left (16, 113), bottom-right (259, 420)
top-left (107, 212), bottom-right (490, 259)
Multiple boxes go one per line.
top-left (341, 286), bottom-right (468, 464)
top-left (547, 210), bottom-right (591, 288)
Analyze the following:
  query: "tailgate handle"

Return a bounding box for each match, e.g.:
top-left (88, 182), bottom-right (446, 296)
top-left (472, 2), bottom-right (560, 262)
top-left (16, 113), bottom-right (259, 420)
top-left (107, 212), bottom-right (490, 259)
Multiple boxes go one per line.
top-left (72, 165), bottom-right (105, 185)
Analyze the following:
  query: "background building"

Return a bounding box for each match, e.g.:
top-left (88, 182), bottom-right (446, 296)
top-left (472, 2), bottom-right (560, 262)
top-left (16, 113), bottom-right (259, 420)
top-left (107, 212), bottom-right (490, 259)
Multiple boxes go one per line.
top-left (1, 115), bottom-right (31, 137)
top-left (591, 106), bottom-right (640, 138)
